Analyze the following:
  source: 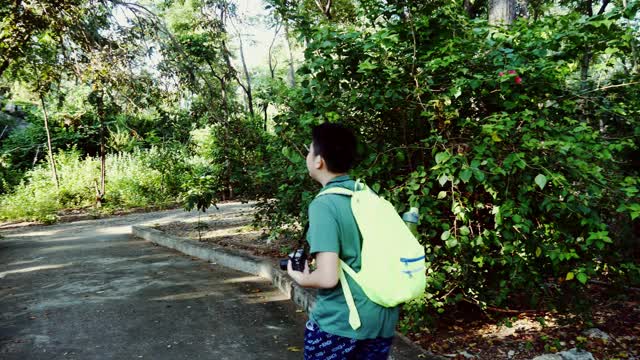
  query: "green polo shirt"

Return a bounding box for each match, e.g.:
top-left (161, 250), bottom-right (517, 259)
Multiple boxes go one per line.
top-left (307, 175), bottom-right (399, 339)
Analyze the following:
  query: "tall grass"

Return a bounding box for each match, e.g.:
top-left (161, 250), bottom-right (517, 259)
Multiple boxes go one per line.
top-left (0, 149), bottom-right (179, 222)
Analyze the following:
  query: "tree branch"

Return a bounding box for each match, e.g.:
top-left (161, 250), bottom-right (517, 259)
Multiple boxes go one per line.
top-left (597, 0), bottom-right (610, 15)
top-left (314, 0), bottom-right (332, 19)
top-left (268, 21), bottom-right (282, 79)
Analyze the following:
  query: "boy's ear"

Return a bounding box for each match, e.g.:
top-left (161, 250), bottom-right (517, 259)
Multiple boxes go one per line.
top-left (313, 154), bottom-right (324, 170)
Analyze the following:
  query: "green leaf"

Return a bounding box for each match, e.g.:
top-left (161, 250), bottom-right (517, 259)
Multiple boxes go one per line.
top-left (459, 169), bottom-right (472, 183)
top-left (281, 146), bottom-right (290, 157)
top-left (536, 247), bottom-right (542, 257)
top-left (566, 272), bottom-right (574, 281)
top-left (438, 174), bottom-right (448, 186)
top-left (437, 191), bottom-right (447, 199)
top-left (535, 174), bottom-right (547, 190)
top-left (441, 230), bottom-right (450, 240)
top-left (460, 226), bottom-right (470, 236)
top-left (358, 60), bottom-right (377, 72)
top-left (435, 152), bottom-right (450, 164)
top-left (473, 170), bottom-right (485, 182)
top-left (604, 47), bottom-right (619, 55)
top-left (577, 273), bottom-right (588, 284)
top-left (576, 336), bottom-right (587, 343)
top-left (446, 238), bottom-right (458, 248)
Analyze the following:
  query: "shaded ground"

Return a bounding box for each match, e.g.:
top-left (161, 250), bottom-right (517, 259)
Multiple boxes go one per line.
top-left (158, 208), bottom-right (640, 360)
top-left (407, 289), bottom-right (639, 360)
top-left (0, 204), bottom-right (309, 360)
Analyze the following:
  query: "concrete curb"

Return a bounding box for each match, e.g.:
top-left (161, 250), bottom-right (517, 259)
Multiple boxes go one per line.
top-left (132, 225), bottom-right (444, 360)
top-left (132, 225), bottom-right (318, 313)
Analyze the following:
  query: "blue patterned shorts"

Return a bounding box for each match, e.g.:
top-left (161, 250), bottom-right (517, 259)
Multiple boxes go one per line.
top-left (303, 320), bottom-right (393, 360)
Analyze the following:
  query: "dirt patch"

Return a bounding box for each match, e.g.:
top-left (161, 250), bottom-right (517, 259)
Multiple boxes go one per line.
top-left (405, 287), bottom-right (639, 359)
top-left (153, 208), bottom-right (291, 261)
top-left (150, 208), bottom-right (639, 360)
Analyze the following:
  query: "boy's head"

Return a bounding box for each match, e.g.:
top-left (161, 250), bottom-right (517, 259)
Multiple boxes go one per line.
top-left (307, 123), bottom-right (357, 181)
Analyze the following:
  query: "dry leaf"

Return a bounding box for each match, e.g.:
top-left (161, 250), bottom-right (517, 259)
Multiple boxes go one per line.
top-left (287, 346), bottom-right (301, 352)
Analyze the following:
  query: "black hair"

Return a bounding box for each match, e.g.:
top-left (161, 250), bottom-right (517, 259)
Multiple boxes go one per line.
top-left (311, 123), bottom-right (357, 173)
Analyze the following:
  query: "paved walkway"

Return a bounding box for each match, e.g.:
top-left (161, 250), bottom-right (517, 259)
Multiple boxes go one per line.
top-left (0, 204), bottom-right (429, 359)
top-left (0, 204), bottom-right (311, 359)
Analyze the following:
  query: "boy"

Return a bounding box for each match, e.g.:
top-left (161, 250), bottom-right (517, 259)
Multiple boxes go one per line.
top-left (287, 123), bottom-right (399, 359)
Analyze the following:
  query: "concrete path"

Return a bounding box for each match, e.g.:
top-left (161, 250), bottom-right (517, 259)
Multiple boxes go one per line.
top-left (0, 204), bottom-right (309, 360)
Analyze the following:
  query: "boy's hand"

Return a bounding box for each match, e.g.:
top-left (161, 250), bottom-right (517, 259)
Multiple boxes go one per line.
top-left (287, 259), bottom-right (310, 285)
top-left (286, 252), bottom-right (339, 289)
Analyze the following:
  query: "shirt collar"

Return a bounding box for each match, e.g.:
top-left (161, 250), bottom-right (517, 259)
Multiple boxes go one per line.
top-left (325, 175), bottom-right (351, 187)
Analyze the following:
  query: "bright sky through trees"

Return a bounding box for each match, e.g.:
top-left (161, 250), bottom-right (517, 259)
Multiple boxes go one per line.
top-left (234, 0), bottom-right (273, 69)
top-left (111, 0), bottom-right (273, 71)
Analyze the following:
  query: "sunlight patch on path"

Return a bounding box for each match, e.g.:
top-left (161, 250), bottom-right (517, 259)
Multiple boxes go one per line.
top-left (0, 263), bottom-right (72, 279)
top-left (222, 275), bottom-right (265, 284)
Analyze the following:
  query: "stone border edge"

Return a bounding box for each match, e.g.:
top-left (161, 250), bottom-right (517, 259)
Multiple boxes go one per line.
top-left (132, 224), bottom-right (444, 360)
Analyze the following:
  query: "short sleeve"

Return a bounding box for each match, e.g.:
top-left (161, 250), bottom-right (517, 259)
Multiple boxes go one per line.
top-left (306, 199), bottom-right (340, 254)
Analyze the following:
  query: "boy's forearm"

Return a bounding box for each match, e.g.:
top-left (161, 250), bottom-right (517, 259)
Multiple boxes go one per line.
top-left (295, 270), bottom-right (338, 289)
top-left (288, 252), bottom-right (339, 289)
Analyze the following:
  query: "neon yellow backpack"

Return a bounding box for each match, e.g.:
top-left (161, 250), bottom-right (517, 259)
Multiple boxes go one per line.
top-left (316, 180), bottom-right (426, 330)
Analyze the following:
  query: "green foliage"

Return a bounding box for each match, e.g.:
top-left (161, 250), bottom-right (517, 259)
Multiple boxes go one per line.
top-left (0, 149), bottom-right (181, 222)
top-left (0, 0), bottom-right (91, 78)
top-left (258, 0), bottom-right (640, 330)
top-left (179, 113), bottom-right (269, 212)
top-left (181, 163), bottom-right (221, 213)
top-left (1, 0), bottom-right (638, 337)
top-left (253, 132), bottom-right (316, 240)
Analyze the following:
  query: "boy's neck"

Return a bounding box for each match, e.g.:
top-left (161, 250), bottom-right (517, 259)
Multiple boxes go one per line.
top-left (317, 172), bottom-right (348, 187)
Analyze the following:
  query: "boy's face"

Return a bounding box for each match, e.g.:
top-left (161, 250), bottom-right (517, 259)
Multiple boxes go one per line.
top-left (306, 141), bottom-right (322, 179)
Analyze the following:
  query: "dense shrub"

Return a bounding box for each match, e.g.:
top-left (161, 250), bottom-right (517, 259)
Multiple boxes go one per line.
top-left (0, 149), bottom-right (180, 222)
top-left (255, 1), bottom-right (640, 329)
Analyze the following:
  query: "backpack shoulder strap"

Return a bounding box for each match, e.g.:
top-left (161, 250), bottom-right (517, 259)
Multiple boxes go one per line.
top-left (339, 261), bottom-right (361, 330)
top-left (313, 178), bottom-right (368, 330)
top-left (315, 179), bottom-right (368, 198)
top-left (315, 187), bottom-right (354, 198)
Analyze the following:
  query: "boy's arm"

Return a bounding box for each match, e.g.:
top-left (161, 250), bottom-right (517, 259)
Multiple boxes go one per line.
top-left (287, 251), bottom-right (339, 289)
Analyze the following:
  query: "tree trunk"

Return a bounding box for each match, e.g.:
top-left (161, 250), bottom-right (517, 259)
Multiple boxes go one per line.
top-left (40, 95), bottom-right (59, 188)
top-left (238, 33), bottom-right (254, 118)
top-left (263, 103), bottom-right (268, 131)
top-left (95, 91), bottom-right (106, 207)
top-left (516, 0), bottom-right (529, 18)
top-left (314, 0), bottom-right (332, 19)
top-left (581, 49), bottom-right (592, 90)
top-left (220, 3), bottom-right (233, 200)
top-left (264, 20), bottom-right (282, 131)
top-left (218, 8), bottom-right (232, 121)
top-left (32, 144), bottom-right (41, 166)
top-left (633, 39), bottom-right (639, 74)
top-left (100, 122), bottom-right (106, 200)
top-left (489, 0), bottom-right (516, 25)
top-left (464, 0), bottom-right (474, 18)
top-left (284, 24), bottom-right (296, 87)
top-left (268, 21), bottom-right (282, 80)
top-left (0, 59), bottom-right (9, 79)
